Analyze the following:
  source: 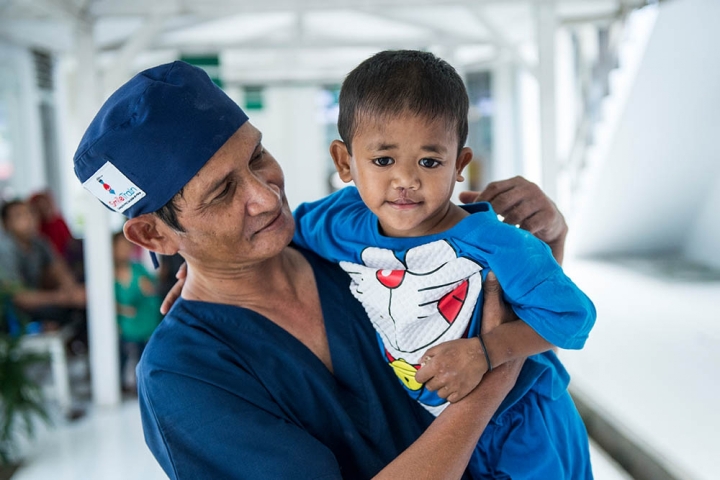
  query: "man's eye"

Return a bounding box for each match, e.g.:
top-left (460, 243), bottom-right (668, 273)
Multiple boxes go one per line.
top-left (373, 157), bottom-right (394, 167)
top-left (251, 149), bottom-right (265, 163)
top-left (419, 158), bottom-right (441, 168)
top-left (216, 182), bottom-right (232, 200)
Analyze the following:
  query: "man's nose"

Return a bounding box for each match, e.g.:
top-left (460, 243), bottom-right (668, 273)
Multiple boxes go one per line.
top-left (244, 174), bottom-right (281, 216)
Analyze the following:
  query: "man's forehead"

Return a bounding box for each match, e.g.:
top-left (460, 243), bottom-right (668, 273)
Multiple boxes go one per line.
top-left (184, 123), bottom-right (262, 190)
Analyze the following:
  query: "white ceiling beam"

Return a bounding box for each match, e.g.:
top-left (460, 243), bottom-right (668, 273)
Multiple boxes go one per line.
top-left (89, 0), bottom-right (650, 18)
top-left (103, 15), bottom-right (165, 90)
top-left (0, 19), bottom-right (75, 51)
top-left (356, 8), bottom-right (484, 44)
top-left (29, 0), bottom-right (88, 24)
top-left (120, 36), bottom-right (494, 54)
top-left (469, 6), bottom-right (538, 77)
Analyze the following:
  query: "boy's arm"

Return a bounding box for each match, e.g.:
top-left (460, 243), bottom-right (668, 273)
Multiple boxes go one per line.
top-left (417, 219), bottom-right (594, 402)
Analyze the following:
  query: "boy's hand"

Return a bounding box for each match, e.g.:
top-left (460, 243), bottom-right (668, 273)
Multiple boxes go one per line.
top-left (160, 262), bottom-right (187, 315)
top-left (415, 272), bottom-right (515, 403)
top-left (415, 337), bottom-right (488, 403)
top-left (459, 176), bottom-right (568, 264)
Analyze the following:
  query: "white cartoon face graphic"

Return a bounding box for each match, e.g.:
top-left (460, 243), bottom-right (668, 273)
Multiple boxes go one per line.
top-left (340, 240), bottom-right (483, 366)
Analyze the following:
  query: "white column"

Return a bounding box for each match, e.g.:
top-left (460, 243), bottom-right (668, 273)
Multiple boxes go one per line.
top-left (492, 60), bottom-right (521, 181)
top-left (536, 1), bottom-right (558, 201)
top-left (75, 23), bottom-right (121, 408)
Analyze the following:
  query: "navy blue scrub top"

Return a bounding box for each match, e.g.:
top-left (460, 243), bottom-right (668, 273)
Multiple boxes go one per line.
top-left (138, 248), bottom-right (438, 479)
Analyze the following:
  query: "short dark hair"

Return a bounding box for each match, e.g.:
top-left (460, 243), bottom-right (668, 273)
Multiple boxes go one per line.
top-left (1, 199), bottom-right (25, 227)
top-left (337, 50), bottom-right (469, 155)
top-left (153, 188), bottom-right (185, 233)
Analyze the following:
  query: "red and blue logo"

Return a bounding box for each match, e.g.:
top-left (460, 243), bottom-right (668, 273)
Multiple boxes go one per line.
top-left (98, 178), bottom-right (115, 195)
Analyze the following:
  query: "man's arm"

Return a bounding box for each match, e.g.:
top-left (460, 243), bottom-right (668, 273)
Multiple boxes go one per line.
top-left (459, 176), bottom-right (568, 265)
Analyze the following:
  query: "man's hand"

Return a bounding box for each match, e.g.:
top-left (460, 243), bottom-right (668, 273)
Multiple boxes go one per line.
top-left (459, 176), bottom-right (568, 264)
top-left (415, 272), bottom-right (519, 403)
top-left (160, 262), bottom-right (186, 315)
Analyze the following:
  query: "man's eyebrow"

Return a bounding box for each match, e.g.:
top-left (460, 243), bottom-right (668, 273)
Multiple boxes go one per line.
top-left (198, 172), bottom-right (233, 207)
top-left (197, 132), bottom-right (263, 207)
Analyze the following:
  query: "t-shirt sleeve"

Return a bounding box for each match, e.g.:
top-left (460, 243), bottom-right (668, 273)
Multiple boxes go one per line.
top-left (0, 237), bottom-right (20, 284)
top-left (138, 359), bottom-right (343, 480)
top-left (292, 187), bottom-right (373, 264)
top-left (456, 216), bottom-right (596, 350)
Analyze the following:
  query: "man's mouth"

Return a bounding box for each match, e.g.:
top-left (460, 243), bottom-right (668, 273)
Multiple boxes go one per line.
top-left (256, 209), bottom-right (283, 234)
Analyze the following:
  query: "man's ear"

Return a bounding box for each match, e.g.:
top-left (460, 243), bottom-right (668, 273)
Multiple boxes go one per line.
top-left (455, 147), bottom-right (474, 182)
top-left (330, 140), bottom-right (354, 183)
top-left (123, 214), bottom-right (179, 256)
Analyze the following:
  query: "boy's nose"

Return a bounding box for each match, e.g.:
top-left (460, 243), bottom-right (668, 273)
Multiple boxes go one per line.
top-left (391, 165), bottom-right (420, 190)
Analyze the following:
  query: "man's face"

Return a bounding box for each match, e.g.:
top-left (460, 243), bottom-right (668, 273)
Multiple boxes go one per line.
top-left (345, 113), bottom-right (466, 237)
top-left (169, 122), bottom-right (295, 270)
top-left (4, 203), bottom-right (39, 241)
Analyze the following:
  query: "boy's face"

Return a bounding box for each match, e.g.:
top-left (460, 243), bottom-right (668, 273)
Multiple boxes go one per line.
top-left (332, 113), bottom-right (472, 237)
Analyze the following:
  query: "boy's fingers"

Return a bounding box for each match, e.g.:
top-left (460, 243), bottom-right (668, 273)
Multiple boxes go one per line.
top-left (415, 359), bottom-right (434, 384)
top-left (160, 281), bottom-right (183, 315)
top-left (175, 262), bottom-right (187, 279)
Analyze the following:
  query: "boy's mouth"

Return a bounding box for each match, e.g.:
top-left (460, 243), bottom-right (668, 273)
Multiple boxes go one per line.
top-left (387, 198), bottom-right (421, 209)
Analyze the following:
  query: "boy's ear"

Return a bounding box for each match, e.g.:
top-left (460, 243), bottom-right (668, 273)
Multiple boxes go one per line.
top-left (330, 140), bottom-right (354, 183)
top-left (123, 214), bottom-right (179, 256)
top-left (455, 147), bottom-right (474, 182)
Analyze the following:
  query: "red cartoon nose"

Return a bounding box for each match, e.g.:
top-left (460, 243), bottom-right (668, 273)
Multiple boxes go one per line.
top-left (376, 269), bottom-right (405, 289)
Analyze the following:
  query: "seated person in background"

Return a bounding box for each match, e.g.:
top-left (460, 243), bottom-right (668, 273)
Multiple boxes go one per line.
top-left (293, 50), bottom-right (596, 479)
top-left (0, 199), bottom-right (86, 330)
top-left (28, 190), bottom-right (85, 282)
top-left (112, 232), bottom-right (161, 392)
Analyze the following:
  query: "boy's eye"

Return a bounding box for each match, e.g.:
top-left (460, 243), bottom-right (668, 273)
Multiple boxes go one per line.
top-left (373, 157), bottom-right (394, 167)
top-left (419, 158), bottom-right (441, 168)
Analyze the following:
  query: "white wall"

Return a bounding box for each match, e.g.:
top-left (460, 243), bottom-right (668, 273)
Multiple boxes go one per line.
top-left (0, 44), bottom-right (47, 197)
top-left (684, 172), bottom-right (720, 269)
top-left (246, 85), bottom-right (329, 209)
top-left (572, 0), bottom-right (720, 260)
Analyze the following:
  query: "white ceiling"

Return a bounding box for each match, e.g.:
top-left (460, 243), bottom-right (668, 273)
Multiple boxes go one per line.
top-left (0, 0), bottom-right (650, 83)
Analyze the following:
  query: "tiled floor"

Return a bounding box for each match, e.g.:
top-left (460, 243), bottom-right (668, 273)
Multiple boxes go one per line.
top-left (13, 401), bottom-right (166, 480)
top-left (562, 257), bottom-right (720, 480)
top-left (13, 399), bottom-right (630, 480)
top-left (18, 256), bottom-right (713, 480)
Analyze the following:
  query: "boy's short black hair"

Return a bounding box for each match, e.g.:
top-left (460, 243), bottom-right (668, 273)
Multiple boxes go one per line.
top-left (337, 50), bottom-right (469, 155)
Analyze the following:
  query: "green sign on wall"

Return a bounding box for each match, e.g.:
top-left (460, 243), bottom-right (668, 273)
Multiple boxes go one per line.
top-left (180, 55), bottom-right (222, 87)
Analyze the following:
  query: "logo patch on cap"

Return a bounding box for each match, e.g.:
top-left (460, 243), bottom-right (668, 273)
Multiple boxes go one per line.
top-left (83, 161), bottom-right (146, 213)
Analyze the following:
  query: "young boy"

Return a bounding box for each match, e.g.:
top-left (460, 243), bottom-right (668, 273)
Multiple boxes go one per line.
top-left (293, 50), bottom-right (596, 479)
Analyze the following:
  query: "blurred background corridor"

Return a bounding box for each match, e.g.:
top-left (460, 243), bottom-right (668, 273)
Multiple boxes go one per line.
top-left (0, 0), bottom-right (718, 478)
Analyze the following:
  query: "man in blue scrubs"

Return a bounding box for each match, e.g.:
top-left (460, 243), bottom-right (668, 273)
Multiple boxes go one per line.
top-left (73, 61), bottom-right (571, 479)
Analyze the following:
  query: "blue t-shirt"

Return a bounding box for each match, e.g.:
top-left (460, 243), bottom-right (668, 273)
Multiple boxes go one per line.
top-left (138, 249), bottom-right (441, 480)
top-left (293, 187), bottom-right (596, 414)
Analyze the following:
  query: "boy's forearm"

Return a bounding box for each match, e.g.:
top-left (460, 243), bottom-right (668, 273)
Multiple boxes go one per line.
top-left (374, 359), bottom-right (522, 480)
top-left (482, 320), bottom-right (553, 368)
